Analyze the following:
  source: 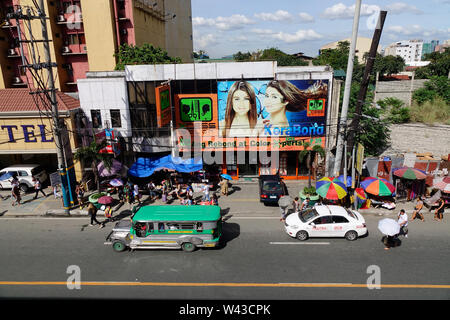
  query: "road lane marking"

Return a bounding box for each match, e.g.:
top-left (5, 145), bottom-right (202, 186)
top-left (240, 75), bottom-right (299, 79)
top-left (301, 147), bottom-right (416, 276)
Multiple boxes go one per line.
top-left (270, 242), bottom-right (330, 245)
top-left (0, 281), bottom-right (449, 289)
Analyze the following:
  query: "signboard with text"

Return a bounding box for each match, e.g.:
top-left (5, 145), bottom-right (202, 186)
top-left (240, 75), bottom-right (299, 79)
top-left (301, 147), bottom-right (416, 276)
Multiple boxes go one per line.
top-left (155, 85), bottom-right (172, 128)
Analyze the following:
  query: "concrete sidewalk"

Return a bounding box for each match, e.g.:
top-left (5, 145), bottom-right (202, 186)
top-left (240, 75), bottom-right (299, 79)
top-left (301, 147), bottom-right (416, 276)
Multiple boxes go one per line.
top-left (0, 181), bottom-right (447, 218)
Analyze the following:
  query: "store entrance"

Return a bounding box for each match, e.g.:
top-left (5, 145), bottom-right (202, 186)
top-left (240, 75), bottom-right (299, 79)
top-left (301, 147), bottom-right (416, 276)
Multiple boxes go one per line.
top-left (237, 152), bottom-right (258, 177)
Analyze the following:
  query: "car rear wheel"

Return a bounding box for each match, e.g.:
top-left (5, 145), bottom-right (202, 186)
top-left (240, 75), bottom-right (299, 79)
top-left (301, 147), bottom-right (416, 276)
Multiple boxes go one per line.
top-left (345, 230), bottom-right (358, 241)
top-left (182, 242), bottom-right (196, 252)
top-left (296, 230), bottom-right (309, 241)
top-left (112, 240), bottom-right (127, 252)
top-left (19, 183), bottom-right (29, 193)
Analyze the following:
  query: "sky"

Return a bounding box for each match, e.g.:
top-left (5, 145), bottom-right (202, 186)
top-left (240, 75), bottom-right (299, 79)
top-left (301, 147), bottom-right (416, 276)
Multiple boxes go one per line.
top-left (191, 0), bottom-right (450, 59)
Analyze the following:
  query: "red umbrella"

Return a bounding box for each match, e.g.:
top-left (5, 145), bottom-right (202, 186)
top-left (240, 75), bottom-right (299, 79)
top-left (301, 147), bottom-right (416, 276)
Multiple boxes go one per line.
top-left (392, 167), bottom-right (427, 180)
top-left (98, 196), bottom-right (114, 205)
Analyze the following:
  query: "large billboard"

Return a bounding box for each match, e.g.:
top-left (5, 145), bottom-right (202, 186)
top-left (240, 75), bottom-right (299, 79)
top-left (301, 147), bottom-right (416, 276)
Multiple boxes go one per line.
top-left (217, 79), bottom-right (328, 138)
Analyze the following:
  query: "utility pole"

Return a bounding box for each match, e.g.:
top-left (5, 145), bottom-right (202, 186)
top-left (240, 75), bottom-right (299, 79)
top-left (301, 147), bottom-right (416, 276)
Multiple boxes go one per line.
top-left (333, 0), bottom-right (362, 177)
top-left (347, 10), bottom-right (387, 154)
top-left (8, 1), bottom-right (73, 214)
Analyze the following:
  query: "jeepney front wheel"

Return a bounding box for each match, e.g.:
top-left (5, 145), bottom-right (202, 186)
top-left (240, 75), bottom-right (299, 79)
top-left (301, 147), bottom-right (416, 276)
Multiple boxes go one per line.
top-left (181, 242), bottom-right (196, 252)
top-left (112, 240), bottom-right (127, 252)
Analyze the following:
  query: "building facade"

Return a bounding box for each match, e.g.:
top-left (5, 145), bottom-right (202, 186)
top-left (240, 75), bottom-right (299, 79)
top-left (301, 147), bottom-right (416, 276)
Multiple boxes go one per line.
top-left (0, 0), bottom-right (193, 93)
top-left (320, 37), bottom-right (381, 63)
top-left (78, 62), bottom-right (339, 180)
top-left (0, 88), bottom-right (83, 181)
top-left (383, 40), bottom-right (423, 65)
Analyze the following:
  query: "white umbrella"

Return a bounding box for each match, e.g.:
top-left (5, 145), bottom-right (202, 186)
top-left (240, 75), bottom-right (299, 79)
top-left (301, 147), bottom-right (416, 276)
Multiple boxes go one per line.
top-left (278, 195), bottom-right (292, 208)
top-left (378, 218), bottom-right (400, 236)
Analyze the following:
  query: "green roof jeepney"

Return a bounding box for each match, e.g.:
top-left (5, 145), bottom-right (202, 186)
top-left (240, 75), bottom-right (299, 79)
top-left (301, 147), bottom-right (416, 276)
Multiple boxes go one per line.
top-left (105, 205), bottom-right (222, 252)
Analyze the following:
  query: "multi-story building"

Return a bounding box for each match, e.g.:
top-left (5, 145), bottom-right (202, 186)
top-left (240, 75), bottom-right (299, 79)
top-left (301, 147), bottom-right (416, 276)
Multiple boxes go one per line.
top-left (0, 0), bottom-right (193, 93)
top-left (320, 37), bottom-right (381, 63)
top-left (383, 40), bottom-right (423, 65)
top-left (422, 40), bottom-right (439, 58)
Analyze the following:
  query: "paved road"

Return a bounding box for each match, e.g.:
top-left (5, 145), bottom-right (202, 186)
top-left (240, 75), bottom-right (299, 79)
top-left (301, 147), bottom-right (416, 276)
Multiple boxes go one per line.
top-left (0, 214), bottom-right (449, 301)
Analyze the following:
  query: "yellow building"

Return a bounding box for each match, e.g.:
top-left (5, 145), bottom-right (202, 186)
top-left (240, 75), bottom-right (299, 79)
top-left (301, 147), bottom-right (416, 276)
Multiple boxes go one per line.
top-left (0, 0), bottom-right (193, 92)
top-left (320, 37), bottom-right (381, 63)
top-left (0, 88), bottom-right (83, 181)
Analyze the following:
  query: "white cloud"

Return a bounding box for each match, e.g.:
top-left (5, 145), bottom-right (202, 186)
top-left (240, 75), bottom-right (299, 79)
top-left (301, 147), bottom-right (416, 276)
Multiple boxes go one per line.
top-left (193, 15), bottom-right (255, 31)
top-left (251, 28), bottom-right (275, 35)
top-left (298, 12), bottom-right (315, 23)
top-left (384, 2), bottom-right (423, 14)
top-left (254, 10), bottom-right (293, 22)
top-left (322, 3), bottom-right (380, 20)
top-left (386, 25), bottom-right (450, 38)
top-left (271, 29), bottom-right (323, 43)
top-left (194, 33), bottom-right (218, 50)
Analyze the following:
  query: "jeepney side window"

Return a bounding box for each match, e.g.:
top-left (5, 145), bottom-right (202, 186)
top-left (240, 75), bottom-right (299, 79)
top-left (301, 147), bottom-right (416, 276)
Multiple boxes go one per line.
top-left (147, 222), bottom-right (154, 234)
top-left (168, 223), bottom-right (180, 230)
top-left (158, 223), bottom-right (165, 232)
top-left (196, 222), bottom-right (203, 232)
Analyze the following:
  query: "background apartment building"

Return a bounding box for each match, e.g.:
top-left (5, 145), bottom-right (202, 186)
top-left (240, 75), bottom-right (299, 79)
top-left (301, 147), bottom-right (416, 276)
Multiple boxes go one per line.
top-left (383, 39), bottom-right (424, 66)
top-left (0, 0), bottom-right (193, 93)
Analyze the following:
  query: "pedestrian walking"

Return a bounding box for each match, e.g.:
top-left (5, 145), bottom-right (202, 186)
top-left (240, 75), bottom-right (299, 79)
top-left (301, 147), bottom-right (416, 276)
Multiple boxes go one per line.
top-left (147, 181), bottom-right (157, 201)
top-left (411, 197), bottom-right (425, 222)
top-left (202, 183), bottom-right (210, 202)
top-left (87, 203), bottom-right (101, 227)
top-left (434, 198), bottom-right (445, 222)
top-left (300, 197), bottom-right (311, 210)
top-left (11, 177), bottom-right (21, 206)
top-left (100, 205), bottom-right (113, 228)
top-left (293, 197), bottom-right (300, 213)
top-left (382, 235), bottom-right (400, 250)
top-left (211, 193), bottom-right (219, 206)
top-left (397, 209), bottom-right (409, 238)
top-left (133, 184), bottom-right (141, 204)
top-left (53, 184), bottom-right (61, 199)
top-left (219, 178), bottom-right (229, 196)
top-left (278, 196), bottom-right (291, 222)
top-left (32, 177), bottom-right (46, 199)
top-left (75, 183), bottom-right (85, 209)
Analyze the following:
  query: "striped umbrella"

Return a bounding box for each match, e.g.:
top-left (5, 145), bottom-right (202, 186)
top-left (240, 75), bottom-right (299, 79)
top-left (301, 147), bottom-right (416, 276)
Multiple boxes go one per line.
top-left (361, 177), bottom-right (395, 196)
top-left (316, 177), bottom-right (348, 200)
top-left (434, 180), bottom-right (450, 193)
top-left (392, 167), bottom-right (427, 180)
top-left (332, 175), bottom-right (352, 187)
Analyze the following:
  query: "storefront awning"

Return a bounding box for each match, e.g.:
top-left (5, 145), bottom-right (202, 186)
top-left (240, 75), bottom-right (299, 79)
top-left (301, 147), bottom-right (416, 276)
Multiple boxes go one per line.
top-left (128, 155), bottom-right (203, 178)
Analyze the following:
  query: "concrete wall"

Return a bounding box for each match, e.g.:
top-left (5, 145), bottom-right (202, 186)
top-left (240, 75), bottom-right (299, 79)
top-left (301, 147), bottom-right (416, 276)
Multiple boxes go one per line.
top-left (164, 0), bottom-right (193, 63)
top-left (374, 79), bottom-right (428, 105)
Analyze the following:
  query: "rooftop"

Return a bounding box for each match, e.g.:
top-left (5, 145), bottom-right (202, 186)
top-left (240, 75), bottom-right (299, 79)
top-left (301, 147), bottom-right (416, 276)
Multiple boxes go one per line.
top-left (0, 88), bottom-right (80, 114)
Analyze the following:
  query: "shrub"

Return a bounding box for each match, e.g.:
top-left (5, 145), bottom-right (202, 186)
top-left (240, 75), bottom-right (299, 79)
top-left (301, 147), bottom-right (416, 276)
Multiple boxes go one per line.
top-left (410, 97), bottom-right (450, 125)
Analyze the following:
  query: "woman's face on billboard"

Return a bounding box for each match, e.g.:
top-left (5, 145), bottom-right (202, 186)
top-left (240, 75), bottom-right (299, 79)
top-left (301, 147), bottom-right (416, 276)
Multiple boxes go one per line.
top-left (232, 89), bottom-right (251, 116)
top-left (264, 86), bottom-right (288, 114)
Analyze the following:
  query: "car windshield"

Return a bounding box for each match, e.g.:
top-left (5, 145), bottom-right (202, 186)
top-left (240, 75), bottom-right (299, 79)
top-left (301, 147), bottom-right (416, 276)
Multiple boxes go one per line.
top-left (262, 181), bottom-right (282, 192)
top-left (298, 208), bottom-right (319, 223)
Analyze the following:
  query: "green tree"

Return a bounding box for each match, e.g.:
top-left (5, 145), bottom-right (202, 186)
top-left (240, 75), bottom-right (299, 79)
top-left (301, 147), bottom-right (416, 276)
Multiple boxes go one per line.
top-left (415, 48), bottom-right (450, 79)
top-left (233, 51), bottom-right (252, 61)
top-left (114, 43), bottom-right (182, 70)
top-left (74, 139), bottom-right (113, 192)
top-left (298, 141), bottom-right (326, 188)
top-left (377, 97), bottom-right (410, 124)
top-left (259, 47), bottom-right (308, 66)
top-left (373, 54), bottom-right (405, 78)
top-left (413, 76), bottom-right (450, 105)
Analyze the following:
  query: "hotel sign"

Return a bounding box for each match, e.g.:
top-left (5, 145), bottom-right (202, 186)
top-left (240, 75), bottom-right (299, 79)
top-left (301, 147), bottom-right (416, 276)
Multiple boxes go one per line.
top-left (1, 124), bottom-right (54, 143)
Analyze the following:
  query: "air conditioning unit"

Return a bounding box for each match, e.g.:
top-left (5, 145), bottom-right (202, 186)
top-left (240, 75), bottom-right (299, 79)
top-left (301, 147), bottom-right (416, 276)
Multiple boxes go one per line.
top-left (13, 77), bottom-right (23, 84)
top-left (57, 15), bottom-right (66, 22)
top-left (8, 48), bottom-right (16, 56)
top-left (62, 46), bottom-right (71, 53)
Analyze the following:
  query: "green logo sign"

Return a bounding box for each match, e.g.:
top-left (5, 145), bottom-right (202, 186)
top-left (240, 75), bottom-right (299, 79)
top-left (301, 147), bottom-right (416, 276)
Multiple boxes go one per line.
top-left (309, 99), bottom-right (324, 111)
top-left (160, 89), bottom-right (170, 111)
top-left (180, 98), bottom-right (212, 122)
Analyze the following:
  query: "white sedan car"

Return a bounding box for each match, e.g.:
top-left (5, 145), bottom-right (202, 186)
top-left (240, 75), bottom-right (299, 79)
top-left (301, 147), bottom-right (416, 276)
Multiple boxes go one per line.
top-left (284, 205), bottom-right (368, 241)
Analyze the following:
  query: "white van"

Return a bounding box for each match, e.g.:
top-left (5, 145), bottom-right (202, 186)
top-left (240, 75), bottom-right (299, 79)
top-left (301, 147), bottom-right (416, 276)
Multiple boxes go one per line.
top-left (0, 164), bottom-right (48, 192)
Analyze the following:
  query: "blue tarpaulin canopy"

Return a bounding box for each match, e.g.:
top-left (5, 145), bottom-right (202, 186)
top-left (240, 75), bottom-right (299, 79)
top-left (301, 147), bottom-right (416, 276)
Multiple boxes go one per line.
top-left (128, 155), bottom-right (203, 178)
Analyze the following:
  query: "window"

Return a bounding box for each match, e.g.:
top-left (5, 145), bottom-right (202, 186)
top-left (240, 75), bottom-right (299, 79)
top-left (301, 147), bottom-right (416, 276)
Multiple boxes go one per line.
top-left (158, 223), bottom-right (165, 232)
top-left (110, 110), bottom-right (122, 128)
top-left (312, 216), bottom-right (332, 225)
top-left (332, 216), bottom-right (349, 223)
top-left (18, 171), bottom-right (28, 177)
top-left (91, 110), bottom-right (102, 128)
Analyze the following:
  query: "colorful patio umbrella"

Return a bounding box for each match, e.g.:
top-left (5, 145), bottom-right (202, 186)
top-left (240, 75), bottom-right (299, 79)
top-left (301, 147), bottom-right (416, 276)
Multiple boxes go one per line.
top-left (355, 188), bottom-right (367, 209)
top-left (98, 195), bottom-right (114, 205)
top-left (361, 177), bottom-right (395, 196)
top-left (109, 178), bottom-right (123, 187)
top-left (332, 175), bottom-right (352, 187)
top-left (98, 159), bottom-right (122, 177)
top-left (434, 180), bottom-right (450, 193)
top-left (392, 167), bottom-right (427, 180)
top-left (316, 177), bottom-right (348, 200)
